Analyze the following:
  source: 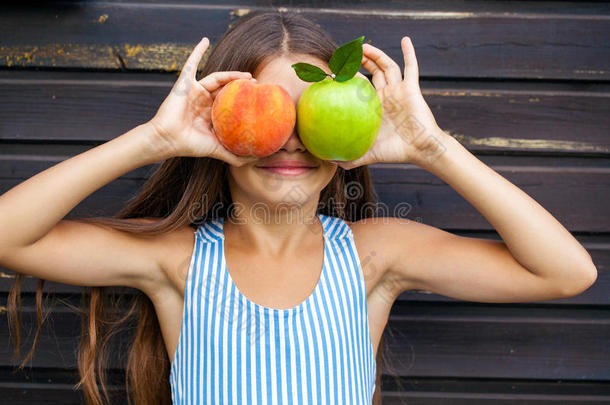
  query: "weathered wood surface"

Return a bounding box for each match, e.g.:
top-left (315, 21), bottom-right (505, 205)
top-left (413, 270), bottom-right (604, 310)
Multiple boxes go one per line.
top-left (1, 0), bottom-right (608, 403)
top-left (1, 70), bottom-right (609, 155)
top-left (0, 2), bottom-right (609, 80)
top-left (2, 299), bottom-right (609, 376)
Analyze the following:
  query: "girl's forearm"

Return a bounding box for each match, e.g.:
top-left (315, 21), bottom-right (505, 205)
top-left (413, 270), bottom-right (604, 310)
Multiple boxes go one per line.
top-left (421, 131), bottom-right (597, 286)
top-left (0, 122), bottom-right (170, 252)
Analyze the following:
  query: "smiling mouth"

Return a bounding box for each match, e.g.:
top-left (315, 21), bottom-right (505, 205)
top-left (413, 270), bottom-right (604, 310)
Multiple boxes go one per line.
top-left (255, 166), bottom-right (317, 176)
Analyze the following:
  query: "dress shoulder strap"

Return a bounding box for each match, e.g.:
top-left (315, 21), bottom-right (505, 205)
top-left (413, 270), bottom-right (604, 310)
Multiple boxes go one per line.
top-left (320, 214), bottom-right (355, 241)
top-left (196, 217), bottom-right (225, 243)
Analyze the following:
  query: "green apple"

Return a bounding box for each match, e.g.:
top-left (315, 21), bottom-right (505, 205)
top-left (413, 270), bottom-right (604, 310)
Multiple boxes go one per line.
top-left (292, 35), bottom-right (382, 161)
top-left (297, 75), bottom-right (382, 161)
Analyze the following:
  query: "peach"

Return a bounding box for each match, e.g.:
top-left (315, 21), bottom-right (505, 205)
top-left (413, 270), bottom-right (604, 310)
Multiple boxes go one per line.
top-left (211, 78), bottom-right (296, 157)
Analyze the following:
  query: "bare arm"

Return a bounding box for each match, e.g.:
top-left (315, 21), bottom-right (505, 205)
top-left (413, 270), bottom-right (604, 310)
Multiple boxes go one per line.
top-left (373, 133), bottom-right (597, 303)
top-left (0, 36), bottom-right (258, 296)
top-left (423, 133), bottom-right (596, 294)
top-left (0, 122), bottom-right (172, 292)
top-left (349, 36), bottom-right (597, 303)
top-left (0, 123), bottom-right (168, 250)
top-left (0, 36), bottom-right (257, 298)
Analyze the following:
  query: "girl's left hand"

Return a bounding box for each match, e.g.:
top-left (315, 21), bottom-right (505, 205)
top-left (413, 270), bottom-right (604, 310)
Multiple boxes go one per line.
top-left (333, 37), bottom-right (448, 170)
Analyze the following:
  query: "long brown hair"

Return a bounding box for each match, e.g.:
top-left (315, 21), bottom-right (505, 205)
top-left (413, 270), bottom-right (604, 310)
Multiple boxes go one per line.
top-left (7, 9), bottom-right (387, 405)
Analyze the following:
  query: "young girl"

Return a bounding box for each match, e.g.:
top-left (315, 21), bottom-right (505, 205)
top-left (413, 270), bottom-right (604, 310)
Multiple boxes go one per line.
top-left (1, 10), bottom-right (597, 405)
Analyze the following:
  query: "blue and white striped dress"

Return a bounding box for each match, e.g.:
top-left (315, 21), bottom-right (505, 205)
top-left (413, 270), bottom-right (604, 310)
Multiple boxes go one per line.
top-left (170, 212), bottom-right (377, 404)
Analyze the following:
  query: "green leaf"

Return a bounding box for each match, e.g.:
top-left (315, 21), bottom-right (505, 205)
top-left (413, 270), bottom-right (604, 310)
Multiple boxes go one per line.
top-left (291, 63), bottom-right (329, 82)
top-left (328, 36), bottom-right (364, 82)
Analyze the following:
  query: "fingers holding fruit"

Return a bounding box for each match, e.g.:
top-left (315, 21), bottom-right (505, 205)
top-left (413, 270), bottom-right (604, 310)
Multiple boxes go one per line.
top-left (206, 141), bottom-right (260, 167)
top-left (149, 37), bottom-right (259, 163)
top-left (289, 35), bottom-right (441, 169)
top-left (400, 36), bottom-right (421, 91)
top-left (187, 71), bottom-right (255, 117)
top-left (361, 37), bottom-right (421, 97)
top-left (152, 36), bottom-right (296, 165)
top-left (361, 42), bottom-right (403, 88)
top-left (356, 36), bottom-right (447, 168)
top-left (170, 37), bottom-right (211, 97)
top-left (198, 71), bottom-right (256, 97)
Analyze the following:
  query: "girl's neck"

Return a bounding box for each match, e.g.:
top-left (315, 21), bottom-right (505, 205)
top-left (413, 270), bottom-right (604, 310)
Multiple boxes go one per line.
top-left (224, 209), bottom-right (323, 258)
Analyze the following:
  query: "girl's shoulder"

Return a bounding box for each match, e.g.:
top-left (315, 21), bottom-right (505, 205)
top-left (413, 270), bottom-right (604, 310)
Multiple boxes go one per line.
top-left (347, 216), bottom-right (414, 253)
top-left (341, 217), bottom-right (396, 293)
top-left (149, 221), bottom-right (200, 296)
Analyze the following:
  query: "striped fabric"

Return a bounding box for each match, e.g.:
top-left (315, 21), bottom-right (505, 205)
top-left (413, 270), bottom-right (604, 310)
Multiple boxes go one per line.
top-left (170, 212), bottom-right (377, 404)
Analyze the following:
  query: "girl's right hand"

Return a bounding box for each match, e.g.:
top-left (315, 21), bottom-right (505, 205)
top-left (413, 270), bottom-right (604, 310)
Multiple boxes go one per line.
top-left (148, 36), bottom-right (258, 166)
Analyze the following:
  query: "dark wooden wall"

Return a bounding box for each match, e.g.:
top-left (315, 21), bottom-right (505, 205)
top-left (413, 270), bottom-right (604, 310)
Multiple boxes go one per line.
top-left (1, 1), bottom-right (609, 403)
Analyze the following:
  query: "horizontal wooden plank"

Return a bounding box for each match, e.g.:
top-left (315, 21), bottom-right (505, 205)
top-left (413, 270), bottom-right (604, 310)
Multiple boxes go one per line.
top-left (0, 71), bottom-right (608, 155)
top-left (0, 384), bottom-right (83, 404)
top-left (3, 229), bottom-right (605, 305)
top-left (0, 143), bottom-right (155, 180)
top-left (2, 227), bottom-right (607, 304)
top-left (1, 237), bottom-right (607, 303)
top-left (382, 302), bottom-right (610, 380)
top-left (1, 154), bottom-right (608, 301)
top-left (102, 0), bottom-right (610, 15)
top-left (0, 366), bottom-right (124, 384)
top-left (427, 88), bottom-right (610, 155)
top-left (307, 9), bottom-right (610, 82)
top-left (1, 157), bottom-right (608, 231)
top-left (398, 235), bottom-right (610, 305)
top-left (2, 141), bottom-right (607, 169)
top-left (0, 275), bottom-right (128, 296)
top-left (380, 377), bottom-right (610, 404)
top-left (369, 163), bottom-right (610, 232)
top-left (2, 369), bottom-right (609, 405)
top-left (1, 301), bottom-right (607, 380)
top-left (0, 176), bottom-right (148, 220)
top-left (0, 300), bottom-right (132, 369)
top-left (0, 71), bottom-right (170, 143)
top-left (0, 366), bottom-right (125, 404)
top-left (0, 2), bottom-right (608, 80)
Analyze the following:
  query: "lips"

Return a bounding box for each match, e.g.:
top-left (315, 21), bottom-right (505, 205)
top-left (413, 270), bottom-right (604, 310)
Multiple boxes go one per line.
top-left (255, 159), bottom-right (318, 176)
top-left (255, 160), bottom-right (317, 169)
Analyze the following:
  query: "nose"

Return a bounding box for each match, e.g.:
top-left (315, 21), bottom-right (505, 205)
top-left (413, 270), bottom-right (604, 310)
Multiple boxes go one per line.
top-left (280, 127), bottom-right (307, 153)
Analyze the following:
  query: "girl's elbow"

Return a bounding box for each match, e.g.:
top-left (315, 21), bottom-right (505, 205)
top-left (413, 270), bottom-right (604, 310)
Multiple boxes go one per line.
top-left (560, 262), bottom-right (598, 298)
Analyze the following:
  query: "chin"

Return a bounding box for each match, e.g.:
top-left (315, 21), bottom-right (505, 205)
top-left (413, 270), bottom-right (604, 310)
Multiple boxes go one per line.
top-left (228, 161), bottom-right (337, 213)
top-left (254, 176), bottom-right (319, 207)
